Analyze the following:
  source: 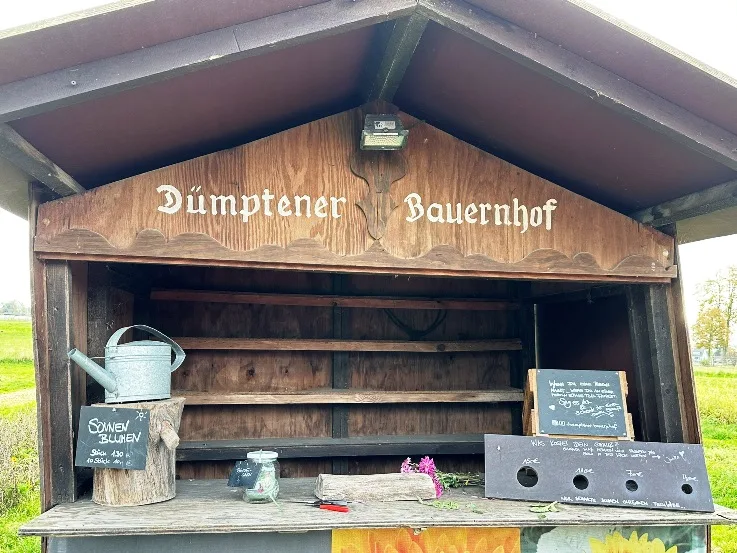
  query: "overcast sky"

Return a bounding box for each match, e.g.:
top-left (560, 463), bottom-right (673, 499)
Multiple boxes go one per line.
top-left (1, 0), bottom-right (737, 326)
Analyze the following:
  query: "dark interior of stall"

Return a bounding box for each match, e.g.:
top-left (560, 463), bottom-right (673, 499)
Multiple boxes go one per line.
top-left (82, 262), bottom-right (645, 484)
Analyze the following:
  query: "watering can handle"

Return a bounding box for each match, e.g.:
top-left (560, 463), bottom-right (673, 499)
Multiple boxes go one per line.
top-left (106, 325), bottom-right (186, 372)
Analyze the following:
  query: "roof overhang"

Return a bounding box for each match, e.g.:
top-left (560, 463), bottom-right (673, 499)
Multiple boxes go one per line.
top-left (0, 0), bottom-right (736, 242)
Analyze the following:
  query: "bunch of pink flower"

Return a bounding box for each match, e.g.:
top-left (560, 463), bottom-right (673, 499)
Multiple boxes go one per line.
top-left (401, 456), bottom-right (443, 497)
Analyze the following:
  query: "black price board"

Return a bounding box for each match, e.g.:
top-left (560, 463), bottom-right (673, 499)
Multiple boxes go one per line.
top-left (228, 460), bottom-right (262, 488)
top-left (535, 368), bottom-right (628, 437)
top-left (484, 434), bottom-right (714, 512)
top-left (75, 406), bottom-right (150, 470)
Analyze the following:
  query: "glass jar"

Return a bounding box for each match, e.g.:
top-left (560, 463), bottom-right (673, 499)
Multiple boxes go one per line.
top-left (244, 450), bottom-right (280, 502)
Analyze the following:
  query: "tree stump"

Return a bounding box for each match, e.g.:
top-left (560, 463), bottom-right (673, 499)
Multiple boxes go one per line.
top-left (92, 397), bottom-right (185, 506)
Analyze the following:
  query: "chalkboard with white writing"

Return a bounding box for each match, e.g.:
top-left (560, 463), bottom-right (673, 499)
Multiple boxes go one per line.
top-left (75, 406), bottom-right (150, 470)
top-left (484, 434), bottom-right (714, 512)
top-left (228, 460), bottom-right (262, 488)
top-left (535, 368), bottom-right (628, 437)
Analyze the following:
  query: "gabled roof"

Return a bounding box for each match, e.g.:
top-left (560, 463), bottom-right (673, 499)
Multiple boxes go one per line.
top-left (1, 0), bottom-right (736, 241)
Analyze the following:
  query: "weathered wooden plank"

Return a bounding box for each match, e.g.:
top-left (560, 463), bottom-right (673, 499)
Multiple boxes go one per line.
top-left (150, 289), bottom-right (519, 311)
top-left (34, 110), bottom-right (677, 283)
top-left (19, 479), bottom-right (731, 537)
top-left (29, 184), bottom-right (51, 514)
top-left (366, 13), bottom-right (429, 101)
top-left (315, 473), bottom-right (436, 501)
top-left (174, 388), bottom-right (524, 405)
top-left (626, 285), bottom-right (685, 443)
top-left (418, 0), bottom-right (737, 171)
top-left (331, 274), bottom-right (350, 474)
top-left (511, 281), bottom-right (535, 435)
top-left (177, 434), bottom-right (487, 461)
top-left (0, 123), bottom-right (83, 196)
top-left (663, 226), bottom-right (701, 444)
top-left (0, 0), bottom-right (415, 122)
top-left (631, 178), bottom-right (737, 227)
top-left (173, 337), bottom-right (522, 352)
top-left (41, 261), bottom-right (77, 506)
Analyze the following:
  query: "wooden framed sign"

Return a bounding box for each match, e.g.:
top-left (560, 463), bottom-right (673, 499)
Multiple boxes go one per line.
top-left (524, 368), bottom-right (633, 439)
top-left (33, 108), bottom-right (676, 283)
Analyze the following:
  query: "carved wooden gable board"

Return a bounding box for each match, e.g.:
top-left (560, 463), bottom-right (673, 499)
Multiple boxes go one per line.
top-left (34, 109), bottom-right (675, 282)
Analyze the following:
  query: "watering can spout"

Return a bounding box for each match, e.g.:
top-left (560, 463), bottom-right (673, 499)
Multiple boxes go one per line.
top-left (68, 348), bottom-right (118, 394)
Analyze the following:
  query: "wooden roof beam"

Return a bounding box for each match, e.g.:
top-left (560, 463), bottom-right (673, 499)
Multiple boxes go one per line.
top-left (0, 123), bottom-right (83, 197)
top-left (631, 178), bottom-right (737, 227)
top-left (0, 0), bottom-right (416, 122)
top-left (418, 0), bottom-right (737, 172)
top-left (365, 12), bottom-right (429, 102)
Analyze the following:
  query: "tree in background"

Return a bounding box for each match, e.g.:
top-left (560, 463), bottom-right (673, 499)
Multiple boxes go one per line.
top-left (0, 300), bottom-right (30, 316)
top-left (692, 306), bottom-right (728, 364)
top-left (694, 266), bottom-right (737, 364)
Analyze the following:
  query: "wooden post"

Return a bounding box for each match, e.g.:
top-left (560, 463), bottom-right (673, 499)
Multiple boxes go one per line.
top-left (511, 282), bottom-right (535, 435)
top-left (30, 183), bottom-right (90, 510)
top-left (331, 274), bottom-right (350, 475)
top-left (37, 260), bottom-right (77, 506)
top-left (626, 284), bottom-right (685, 443)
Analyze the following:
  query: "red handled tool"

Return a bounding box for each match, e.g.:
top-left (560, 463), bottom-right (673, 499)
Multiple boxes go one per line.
top-left (314, 501), bottom-right (350, 513)
top-left (287, 499), bottom-right (351, 512)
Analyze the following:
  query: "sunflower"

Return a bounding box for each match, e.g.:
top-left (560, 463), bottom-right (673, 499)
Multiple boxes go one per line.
top-left (333, 527), bottom-right (520, 553)
top-left (589, 531), bottom-right (677, 553)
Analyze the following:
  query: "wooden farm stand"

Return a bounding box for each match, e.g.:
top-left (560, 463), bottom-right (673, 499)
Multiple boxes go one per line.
top-left (2, 1), bottom-right (737, 551)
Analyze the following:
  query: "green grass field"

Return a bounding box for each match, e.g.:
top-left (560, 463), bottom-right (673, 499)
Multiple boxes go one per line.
top-left (0, 319), bottom-right (39, 552)
top-left (695, 367), bottom-right (737, 552)
top-left (0, 320), bottom-right (735, 552)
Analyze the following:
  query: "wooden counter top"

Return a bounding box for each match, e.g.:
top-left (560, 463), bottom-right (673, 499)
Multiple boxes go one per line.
top-left (20, 478), bottom-right (734, 537)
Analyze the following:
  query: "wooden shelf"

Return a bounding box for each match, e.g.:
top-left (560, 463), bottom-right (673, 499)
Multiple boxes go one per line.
top-left (20, 479), bottom-right (732, 538)
top-left (174, 388), bottom-right (524, 405)
top-left (177, 434), bottom-right (487, 461)
top-left (173, 337), bottom-right (522, 352)
top-left (152, 289), bottom-right (519, 311)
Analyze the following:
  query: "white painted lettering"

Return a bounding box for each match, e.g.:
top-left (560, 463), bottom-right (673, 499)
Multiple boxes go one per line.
top-left (261, 188), bottom-right (275, 216)
top-left (211, 195), bottom-right (237, 216)
top-left (157, 184), bottom-right (182, 214)
top-left (495, 204), bottom-right (511, 226)
top-left (294, 195), bottom-right (311, 217)
top-left (240, 194), bottom-right (260, 222)
top-left (404, 193), bottom-right (424, 222)
top-left (427, 203), bottom-right (444, 223)
top-left (446, 203), bottom-right (463, 224)
top-left (277, 195), bottom-right (292, 216)
top-left (464, 203), bottom-right (478, 223)
top-left (331, 197), bottom-right (347, 218)
top-left (314, 196), bottom-right (328, 218)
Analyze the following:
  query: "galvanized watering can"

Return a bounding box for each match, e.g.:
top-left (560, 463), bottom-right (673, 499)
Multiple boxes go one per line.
top-left (67, 325), bottom-right (185, 403)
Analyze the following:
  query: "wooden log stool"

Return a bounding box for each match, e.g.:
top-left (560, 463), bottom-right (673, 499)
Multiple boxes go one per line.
top-left (92, 397), bottom-right (185, 506)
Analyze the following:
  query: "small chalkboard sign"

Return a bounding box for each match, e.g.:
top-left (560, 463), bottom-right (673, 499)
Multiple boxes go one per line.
top-left (530, 368), bottom-right (630, 438)
top-left (75, 406), bottom-right (150, 470)
top-left (228, 460), bottom-right (262, 488)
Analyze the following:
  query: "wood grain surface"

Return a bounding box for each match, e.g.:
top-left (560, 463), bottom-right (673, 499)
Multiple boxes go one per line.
top-left (19, 479), bottom-right (732, 537)
top-left (174, 388), bottom-right (524, 405)
top-left (150, 289), bottom-right (519, 310)
top-left (34, 109), bottom-right (676, 281)
top-left (172, 337), bottom-right (522, 352)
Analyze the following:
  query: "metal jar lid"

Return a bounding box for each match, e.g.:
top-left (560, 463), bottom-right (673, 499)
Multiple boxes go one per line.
top-left (247, 450), bottom-right (278, 462)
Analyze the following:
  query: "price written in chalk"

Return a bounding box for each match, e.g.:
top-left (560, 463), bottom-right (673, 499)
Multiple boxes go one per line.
top-left (75, 406), bottom-right (150, 470)
top-left (535, 369), bottom-right (628, 437)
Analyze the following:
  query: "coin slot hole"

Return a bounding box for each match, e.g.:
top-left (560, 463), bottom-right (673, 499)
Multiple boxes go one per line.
top-left (682, 484), bottom-right (693, 495)
top-left (625, 479), bottom-right (638, 492)
top-left (516, 466), bottom-right (539, 488)
top-left (573, 474), bottom-right (589, 490)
